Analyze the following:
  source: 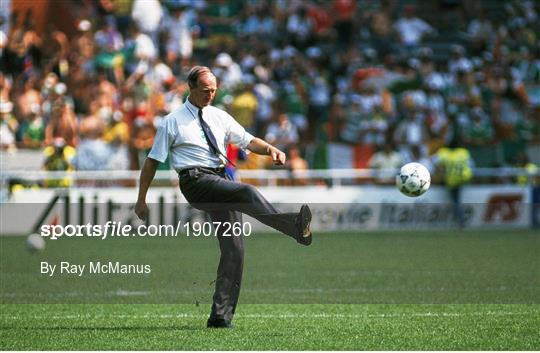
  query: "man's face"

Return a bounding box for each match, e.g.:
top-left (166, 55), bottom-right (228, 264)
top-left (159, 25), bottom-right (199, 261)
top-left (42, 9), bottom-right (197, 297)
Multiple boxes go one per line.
top-left (191, 73), bottom-right (217, 108)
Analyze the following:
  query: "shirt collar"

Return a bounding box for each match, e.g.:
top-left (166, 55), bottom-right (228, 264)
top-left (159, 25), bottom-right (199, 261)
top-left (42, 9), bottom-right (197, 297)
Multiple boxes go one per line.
top-left (185, 97), bottom-right (199, 115)
top-left (185, 96), bottom-right (211, 115)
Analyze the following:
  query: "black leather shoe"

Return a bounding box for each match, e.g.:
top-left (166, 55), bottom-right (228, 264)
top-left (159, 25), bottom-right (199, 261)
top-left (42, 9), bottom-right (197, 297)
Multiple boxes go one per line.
top-left (295, 204), bottom-right (312, 246)
top-left (207, 318), bottom-right (234, 329)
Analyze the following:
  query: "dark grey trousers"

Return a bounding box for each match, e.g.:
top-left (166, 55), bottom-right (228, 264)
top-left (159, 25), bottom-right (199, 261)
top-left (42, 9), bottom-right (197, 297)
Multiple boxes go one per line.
top-left (179, 167), bottom-right (299, 322)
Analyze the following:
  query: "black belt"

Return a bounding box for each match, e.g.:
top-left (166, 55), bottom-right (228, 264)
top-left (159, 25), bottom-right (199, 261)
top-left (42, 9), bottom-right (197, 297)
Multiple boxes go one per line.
top-left (178, 166), bottom-right (225, 177)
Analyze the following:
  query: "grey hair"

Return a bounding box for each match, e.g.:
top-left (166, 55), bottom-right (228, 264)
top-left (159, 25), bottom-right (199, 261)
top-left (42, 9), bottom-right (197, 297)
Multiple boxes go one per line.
top-left (187, 66), bottom-right (213, 88)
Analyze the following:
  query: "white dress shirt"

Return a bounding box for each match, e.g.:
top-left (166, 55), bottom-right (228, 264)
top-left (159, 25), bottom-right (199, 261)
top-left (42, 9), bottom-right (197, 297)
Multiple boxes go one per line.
top-left (148, 99), bottom-right (254, 170)
top-left (131, 0), bottom-right (163, 33)
top-left (393, 17), bottom-right (433, 45)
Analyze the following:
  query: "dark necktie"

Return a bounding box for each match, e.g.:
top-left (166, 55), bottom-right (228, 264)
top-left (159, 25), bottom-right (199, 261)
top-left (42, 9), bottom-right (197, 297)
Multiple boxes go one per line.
top-left (198, 109), bottom-right (220, 155)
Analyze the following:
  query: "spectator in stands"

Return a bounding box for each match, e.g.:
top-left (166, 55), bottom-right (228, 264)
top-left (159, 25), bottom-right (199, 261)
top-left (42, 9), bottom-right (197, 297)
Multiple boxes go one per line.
top-left (162, 2), bottom-right (195, 73)
top-left (47, 29), bottom-right (70, 82)
top-left (42, 137), bottom-right (76, 187)
top-left (242, 3), bottom-right (276, 38)
top-left (417, 47), bottom-right (436, 78)
top-left (448, 45), bottom-right (473, 77)
top-left (94, 16), bottom-right (124, 53)
top-left (350, 70), bottom-right (394, 146)
top-left (124, 63), bottom-right (152, 104)
top-left (326, 95), bottom-right (348, 142)
top-left (0, 73), bottom-right (10, 102)
top-left (393, 5), bottom-right (435, 48)
top-left (19, 103), bottom-right (44, 149)
top-left (279, 70), bottom-right (309, 131)
top-left (252, 71), bottom-right (276, 136)
top-left (332, 0), bottom-right (356, 47)
top-left (237, 48), bottom-right (257, 74)
top-left (40, 72), bottom-right (59, 116)
top-left (394, 95), bottom-right (429, 157)
top-left (467, 9), bottom-right (494, 54)
top-left (1, 0), bottom-right (539, 179)
top-left (307, 1), bottom-right (332, 41)
top-left (446, 68), bottom-right (482, 130)
top-left (307, 75), bottom-right (331, 140)
top-left (424, 73), bottom-right (446, 114)
top-left (286, 6), bottom-right (315, 50)
top-left (525, 104), bottom-right (540, 165)
top-left (131, 0), bottom-right (163, 46)
top-left (103, 110), bottom-right (130, 170)
top-left (100, 0), bottom-right (133, 36)
top-left (369, 3), bottom-right (393, 57)
top-left (368, 141), bottom-right (402, 169)
top-left (461, 107), bottom-right (494, 147)
top-left (15, 75), bottom-right (41, 120)
top-left (4, 10), bottom-right (42, 78)
top-left (265, 113), bottom-right (299, 152)
top-left (130, 104), bottom-right (155, 169)
top-left (0, 18), bottom-right (7, 62)
top-left (71, 19), bottom-right (95, 74)
top-left (433, 138), bottom-right (473, 227)
top-left (144, 57), bottom-right (175, 94)
top-left (514, 152), bottom-right (538, 185)
top-left (130, 22), bottom-right (157, 63)
top-left (204, 0), bottom-right (242, 51)
top-left (44, 98), bottom-right (77, 147)
top-left (96, 68), bottom-right (118, 103)
top-left (230, 74), bottom-right (258, 132)
top-left (368, 142), bottom-right (402, 184)
top-left (286, 145), bottom-right (309, 185)
top-left (339, 95), bottom-right (363, 144)
top-left (213, 52), bottom-right (243, 90)
top-left (520, 46), bottom-right (540, 107)
top-left (0, 100), bottom-right (17, 150)
top-left (74, 101), bottom-right (109, 171)
top-left (424, 74), bottom-right (449, 152)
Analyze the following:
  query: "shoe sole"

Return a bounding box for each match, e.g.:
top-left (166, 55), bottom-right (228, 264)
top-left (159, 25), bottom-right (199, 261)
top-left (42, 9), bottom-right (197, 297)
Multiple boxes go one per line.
top-left (298, 204), bottom-right (312, 245)
top-left (207, 319), bottom-right (234, 328)
top-left (301, 204), bottom-right (312, 236)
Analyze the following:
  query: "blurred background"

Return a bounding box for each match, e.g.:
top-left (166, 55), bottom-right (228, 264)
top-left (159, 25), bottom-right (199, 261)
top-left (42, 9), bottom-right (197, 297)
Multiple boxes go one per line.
top-left (0, 0), bottom-right (539, 194)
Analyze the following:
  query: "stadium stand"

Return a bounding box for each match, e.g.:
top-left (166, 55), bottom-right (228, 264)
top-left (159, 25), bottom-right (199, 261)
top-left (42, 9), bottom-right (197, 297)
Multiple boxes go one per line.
top-left (1, 0), bottom-right (539, 185)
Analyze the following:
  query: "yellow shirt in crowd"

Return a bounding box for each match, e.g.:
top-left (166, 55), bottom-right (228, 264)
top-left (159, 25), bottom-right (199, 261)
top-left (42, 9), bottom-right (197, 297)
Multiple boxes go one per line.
top-left (435, 147), bottom-right (473, 188)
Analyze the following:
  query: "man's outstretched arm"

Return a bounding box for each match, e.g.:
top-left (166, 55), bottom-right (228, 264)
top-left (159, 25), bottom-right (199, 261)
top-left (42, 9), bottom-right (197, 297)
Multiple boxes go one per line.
top-left (246, 137), bottom-right (286, 165)
top-left (135, 157), bottom-right (159, 220)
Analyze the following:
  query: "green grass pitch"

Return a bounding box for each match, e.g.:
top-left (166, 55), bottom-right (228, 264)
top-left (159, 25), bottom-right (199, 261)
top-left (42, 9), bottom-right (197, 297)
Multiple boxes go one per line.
top-left (1, 229), bottom-right (539, 350)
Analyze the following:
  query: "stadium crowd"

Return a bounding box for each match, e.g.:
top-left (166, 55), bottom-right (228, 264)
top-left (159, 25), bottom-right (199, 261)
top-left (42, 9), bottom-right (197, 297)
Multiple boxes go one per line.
top-left (1, 0), bottom-right (539, 177)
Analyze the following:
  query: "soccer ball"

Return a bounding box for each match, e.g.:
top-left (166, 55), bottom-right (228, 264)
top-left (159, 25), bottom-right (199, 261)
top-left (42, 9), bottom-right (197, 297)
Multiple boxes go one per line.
top-left (396, 162), bottom-right (431, 197)
top-left (26, 233), bottom-right (45, 252)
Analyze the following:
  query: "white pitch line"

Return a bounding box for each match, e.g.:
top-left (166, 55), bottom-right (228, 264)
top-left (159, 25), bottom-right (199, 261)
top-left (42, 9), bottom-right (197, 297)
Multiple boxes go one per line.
top-left (3, 283), bottom-right (538, 299)
top-left (1, 311), bottom-right (537, 321)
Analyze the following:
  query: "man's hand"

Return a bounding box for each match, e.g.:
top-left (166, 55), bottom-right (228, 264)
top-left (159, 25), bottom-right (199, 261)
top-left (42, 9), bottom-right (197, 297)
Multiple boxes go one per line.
top-left (135, 200), bottom-right (149, 220)
top-left (246, 138), bottom-right (287, 165)
top-left (268, 145), bottom-right (286, 165)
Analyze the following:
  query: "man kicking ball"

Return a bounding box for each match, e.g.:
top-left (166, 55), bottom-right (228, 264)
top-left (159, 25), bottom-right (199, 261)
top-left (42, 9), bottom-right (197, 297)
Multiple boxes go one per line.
top-left (135, 66), bottom-right (312, 328)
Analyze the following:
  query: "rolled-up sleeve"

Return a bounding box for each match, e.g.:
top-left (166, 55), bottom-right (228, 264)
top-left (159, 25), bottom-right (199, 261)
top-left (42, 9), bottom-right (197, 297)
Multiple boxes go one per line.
top-left (224, 112), bottom-right (254, 149)
top-left (148, 118), bottom-right (173, 163)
